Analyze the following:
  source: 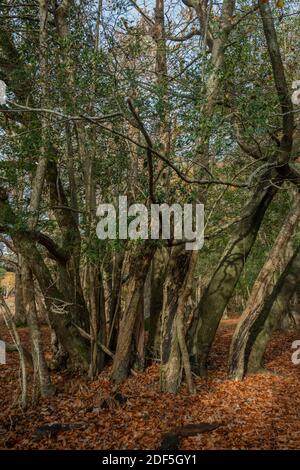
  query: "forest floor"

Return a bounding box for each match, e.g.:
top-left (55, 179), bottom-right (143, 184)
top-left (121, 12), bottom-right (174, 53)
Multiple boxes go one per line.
top-left (0, 318), bottom-right (300, 450)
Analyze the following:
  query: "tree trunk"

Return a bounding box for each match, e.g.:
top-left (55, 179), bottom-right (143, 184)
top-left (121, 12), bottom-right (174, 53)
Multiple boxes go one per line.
top-left (0, 295), bottom-right (28, 408)
top-left (133, 292), bottom-right (145, 372)
top-left (160, 0), bottom-right (237, 392)
top-left (247, 282), bottom-right (296, 374)
top-left (147, 248), bottom-right (168, 358)
top-left (16, 235), bottom-right (90, 370)
top-left (111, 245), bottom-right (154, 383)
top-left (0, 184), bottom-right (90, 370)
top-left (21, 261), bottom-right (55, 397)
top-left (87, 264), bottom-right (106, 377)
top-left (160, 247), bottom-right (195, 392)
top-left (14, 262), bottom-right (26, 326)
top-left (228, 197), bottom-right (300, 379)
top-left (188, 171), bottom-right (279, 376)
top-left (230, 244), bottom-right (300, 378)
top-left (108, 251), bottom-right (124, 351)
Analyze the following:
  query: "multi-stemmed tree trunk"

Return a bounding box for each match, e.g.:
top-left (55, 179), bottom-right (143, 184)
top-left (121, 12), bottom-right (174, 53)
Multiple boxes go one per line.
top-left (188, 0), bottom-right (295, 379)
top-left (111, 245), bottom-right (155, 382)
top-left (188, 172), bottom-right (279, 376)
top-left (111, 0), bottom-right (171, 382)
top-left (160, 0), bottom-right (241, 391)
top-left (3, 0), bottom-right (55, 397)
top-left (160, 245), bottom-right (196, 392)
top-left (226, 0), bottom-right (296, 380)
top-left (228, 196), bottom-right (300, 379)
top-left (146, 0), bottom-right (171, 362)
top-left (0, 185), bottom-right (90, 369)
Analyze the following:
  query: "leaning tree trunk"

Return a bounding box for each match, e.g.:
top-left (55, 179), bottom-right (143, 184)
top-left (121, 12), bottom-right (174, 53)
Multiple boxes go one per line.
top-left (228, 196), bottom-right (300, 379)
top-left (229, 244), bottom-right (300, 379)
top-left (188, 170), bottom-right (279, 376)
top-left (188, 0), bottom-right (295, 378)
top-left (246, 275), bottom-right (297, 374)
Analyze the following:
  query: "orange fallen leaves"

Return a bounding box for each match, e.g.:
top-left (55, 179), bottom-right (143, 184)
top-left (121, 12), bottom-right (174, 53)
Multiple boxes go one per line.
top-left (0, 320), bottom-right (300, 450)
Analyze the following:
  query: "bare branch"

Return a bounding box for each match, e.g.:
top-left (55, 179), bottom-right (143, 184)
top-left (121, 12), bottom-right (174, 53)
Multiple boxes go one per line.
top-left (128, 0), bottom-right (154, 25)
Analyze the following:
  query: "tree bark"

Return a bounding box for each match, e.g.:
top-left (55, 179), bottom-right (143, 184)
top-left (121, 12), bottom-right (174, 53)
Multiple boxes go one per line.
top-left (147, 248), bottom-right (168, 357)
top-left (160, 0), bottom-right (237, 392)
top-left (160, 246), bottom-right (195, 392)
top-left (14, 261), bottom-right (26, 326)
top-left (188, 171), bottom-right (279, 376)
top-left (231, 244), bottom-right (300, 378)
top-left (229, 197), bottom-right (300, 379)
top-left (21, 260), bottom-right (55, 397)
top-left (0, 295), bottom-right (27, 408)
top-left (111, 245), bottom-right (155, 383)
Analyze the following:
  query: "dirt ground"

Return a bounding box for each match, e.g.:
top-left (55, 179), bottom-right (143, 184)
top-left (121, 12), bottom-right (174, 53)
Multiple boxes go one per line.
top-left (0, 318), bottom-right (300, 450)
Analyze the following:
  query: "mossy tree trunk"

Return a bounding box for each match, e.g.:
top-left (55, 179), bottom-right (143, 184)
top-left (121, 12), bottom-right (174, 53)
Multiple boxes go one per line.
top-left (228, 196), bottom-right (300, 379)
top-left (246, 283), bottom-right (296, 374)
top-left (230, 244), bottom-right (300, 378)
top-left (188, 173), bottom-right (278, 376)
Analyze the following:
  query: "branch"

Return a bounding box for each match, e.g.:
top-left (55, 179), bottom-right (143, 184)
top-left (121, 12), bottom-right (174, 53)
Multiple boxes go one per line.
top-left (0, 234), bottom-right (16, 253)
top-left (92, 115), bottom-right (248, 187)
top-left (73, 323), bottom-right (138, 377)
top-left (128, 0), bottom-right (154, 25)
top-left (33, 232), bottom-right (68, 263)
top-left (230, 5), bottom-right (259, 29)
top-left (0, 256), bottom-right (18, 271)
top-left (231, 112), bottom-right (264, 160)
top-left (259, 2), bottom-right (294, 158)
top-left (182, 0), bottom-right (214, 50)
top-left (166, 29), bottom-right (202, 42)
top-left (3, 100), bottom-right (121, 122)
top-left (126, 98), bottom-right (156, 202)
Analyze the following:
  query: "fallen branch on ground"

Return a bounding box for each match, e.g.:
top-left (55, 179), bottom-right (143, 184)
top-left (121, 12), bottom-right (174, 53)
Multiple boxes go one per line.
top-left (160, 422), bottom-right (221, 450)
